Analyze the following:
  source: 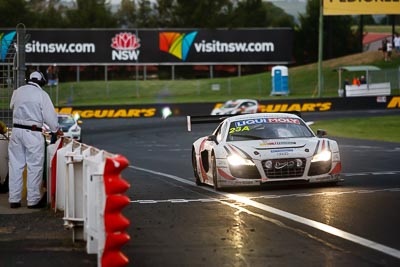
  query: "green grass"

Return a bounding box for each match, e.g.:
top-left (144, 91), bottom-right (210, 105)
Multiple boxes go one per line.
top-left (310, 116), bottom-right (400, 143)
top-left (40, 50), bottom-right (400, 107)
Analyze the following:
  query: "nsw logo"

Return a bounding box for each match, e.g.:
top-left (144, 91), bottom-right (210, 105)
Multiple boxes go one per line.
top-left (159, 31), bottom-right (197, 61)
top-left (0, 31), bottom-right (16, 62)
top-left (111, 32), bottom-right (140, 61)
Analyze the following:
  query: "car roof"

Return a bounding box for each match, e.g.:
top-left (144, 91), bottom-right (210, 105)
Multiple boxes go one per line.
top-left (227, 99), bottom-right (257, 103)
top-left (224, 112), bottom-right (301, 123)
top-left (57, 113), bottom-right (74, 118)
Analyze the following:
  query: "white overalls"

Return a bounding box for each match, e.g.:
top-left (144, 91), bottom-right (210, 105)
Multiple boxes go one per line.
top-left (8, 81), bottom-right (58, 206)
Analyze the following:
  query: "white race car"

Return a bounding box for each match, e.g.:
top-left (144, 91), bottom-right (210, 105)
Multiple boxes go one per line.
top-left (211, 99), bottom-right (259, 115)
top-left (190, 113), bottom-right (342, 190)
top-left (57, 113), bottom-right (82, 142)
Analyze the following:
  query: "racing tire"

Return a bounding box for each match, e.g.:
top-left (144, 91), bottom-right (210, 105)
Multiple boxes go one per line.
top-left (211, 153), bottom-right (221, 191)
top-left (192, 148), bottom-right (202, 186)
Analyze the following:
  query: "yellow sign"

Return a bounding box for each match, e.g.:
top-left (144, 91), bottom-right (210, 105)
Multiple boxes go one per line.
top-left (55, 107), bottom-right (157, 118)
top-left (323, 0), bottom-right (400, 15)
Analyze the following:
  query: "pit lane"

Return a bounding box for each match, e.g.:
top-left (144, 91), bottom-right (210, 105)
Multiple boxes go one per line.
top-left (84, 109), bottom-right (400, 266)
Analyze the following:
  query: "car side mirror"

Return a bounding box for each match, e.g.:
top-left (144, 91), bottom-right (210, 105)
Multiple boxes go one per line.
top-left (207, 135), bottom-right (218, 143)
top-left (316, 129), bottom-right (327, 138)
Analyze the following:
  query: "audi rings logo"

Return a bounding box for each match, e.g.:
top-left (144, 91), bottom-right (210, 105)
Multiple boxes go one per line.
top-left (265, 159), bottom-right (303, 170)
top-left (111, 32), bottom-right (141, 61)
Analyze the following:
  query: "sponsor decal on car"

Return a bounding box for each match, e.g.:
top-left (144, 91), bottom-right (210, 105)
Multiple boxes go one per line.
top-left (235, 118), bottom-right (300, 127)
top-left (259, 141), bottom-right (297, 146)
top-left (270, 149), bottom-right (294, 153)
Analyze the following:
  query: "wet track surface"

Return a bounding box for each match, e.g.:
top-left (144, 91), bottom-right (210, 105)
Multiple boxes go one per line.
top-left (1, 109), bottom-right (400, 266)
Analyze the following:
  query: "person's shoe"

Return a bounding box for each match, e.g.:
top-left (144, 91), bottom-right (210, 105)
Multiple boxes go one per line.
top-left (27, 195), bottom-right (47, 209)
top-left (10, 202), bottom-right (21, 209)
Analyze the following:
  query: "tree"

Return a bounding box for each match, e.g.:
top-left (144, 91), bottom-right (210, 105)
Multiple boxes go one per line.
top-left (294, 0), bottom-right (358, 65)
top-left (136, 0), bottom-right (157, 27)
top-left (154, 0), bottom-right (175, 27)
top-left (230, 0), bottom-right (267, 27)
top-left (0, 0), bottom-right (34, 28)
top-left (171, 0), bottom-right (233, 28)
top-left (264, 3), bottom-right (295, 27)
top-left (30, 0), bottom-right (67, 28)
top-left (65, 0), bottom-right (117, 28)
top-left (116, 0), bottom-right (137, 28)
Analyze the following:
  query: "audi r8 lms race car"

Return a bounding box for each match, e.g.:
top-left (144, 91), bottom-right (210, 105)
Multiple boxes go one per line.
top-left (191, 113), bottom-right (342, 190)
top-left (210, 99), bottom-right (259, 115)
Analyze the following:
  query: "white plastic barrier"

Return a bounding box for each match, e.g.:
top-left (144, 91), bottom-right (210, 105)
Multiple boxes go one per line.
top-left (345, 82), bottom-right (391, 97)
top-left (46, 137), bottom-right (130, 266)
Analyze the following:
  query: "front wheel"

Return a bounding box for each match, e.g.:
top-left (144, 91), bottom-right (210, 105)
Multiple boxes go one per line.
top-left (192, 149), bottom-right (202, 186)
top-left (211, 154), bottom-right (220, 191)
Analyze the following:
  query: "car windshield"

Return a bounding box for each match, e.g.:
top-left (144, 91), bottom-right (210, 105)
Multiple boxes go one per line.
top-left (227, 117), bottom-right (314, 141)
top-left (58, 116), bottom-right (75, 125)
top-left (222, 102), bottom-right (239, 108)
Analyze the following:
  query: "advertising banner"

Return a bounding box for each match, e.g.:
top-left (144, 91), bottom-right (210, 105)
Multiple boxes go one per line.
top-left (0, 28), bottom-right (293, 65)
top-left (323, 0), bottom-right (400, 15)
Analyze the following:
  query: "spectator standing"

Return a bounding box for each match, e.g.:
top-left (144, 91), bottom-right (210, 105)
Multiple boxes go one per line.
top-left (46, 64), bottom-right (59, 86)
top-left (342, 78), bottom-right (350, 97)
top-left (382, 38), bottom-right (388, 61)
top-left (352, 76), bottom-right (360, 86)
top-left (394, 33), bottom-right (400, 55)
top-left (386, 38), bottom-right (393, 61)
top-left (359, 75), bottom-right (366, 85)
top-left (8, 71), bottom-right (60, 209)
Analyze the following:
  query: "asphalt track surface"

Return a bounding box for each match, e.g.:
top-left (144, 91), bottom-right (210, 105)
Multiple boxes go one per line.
top-left (1, 109), bottom-right (400, 266)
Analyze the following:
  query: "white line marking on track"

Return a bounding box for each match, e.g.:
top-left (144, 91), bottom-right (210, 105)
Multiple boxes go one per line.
top-left (131, 188), bottom-right (400, 203)
top-left (129, 165), bottom-right (400, 260)
top-left (343, 171), bottom-right (400, 177)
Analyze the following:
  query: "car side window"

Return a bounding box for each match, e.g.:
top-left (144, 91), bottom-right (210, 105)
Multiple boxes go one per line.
top-left (215, 122), bottom-right (227, 143)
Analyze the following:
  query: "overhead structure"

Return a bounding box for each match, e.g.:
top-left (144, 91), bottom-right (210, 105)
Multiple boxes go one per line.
top-left (323, 0), bottom-right (400, 15)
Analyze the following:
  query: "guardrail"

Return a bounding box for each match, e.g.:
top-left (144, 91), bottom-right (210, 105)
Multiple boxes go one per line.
top-left (46, 137), bottom-right (130, 267)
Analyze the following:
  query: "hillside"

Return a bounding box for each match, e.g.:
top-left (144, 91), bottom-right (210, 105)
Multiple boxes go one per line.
top-left (292, 51), bottom-right (385, 71)
top-left (45, 50), bottom-right (399, 106)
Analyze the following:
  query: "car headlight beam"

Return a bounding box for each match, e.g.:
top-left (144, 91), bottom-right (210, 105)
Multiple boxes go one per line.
top-left (311, 150), bottom-right (332, 162)
top-left (227, 154), bottom-right (255, 166)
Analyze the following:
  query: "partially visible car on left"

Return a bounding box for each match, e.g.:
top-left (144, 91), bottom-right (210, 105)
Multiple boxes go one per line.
top-left (57, 113), bottom-right (82, 142)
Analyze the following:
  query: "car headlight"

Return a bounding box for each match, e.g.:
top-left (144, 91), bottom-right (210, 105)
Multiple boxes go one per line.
top-left (227, 154), bottom-right (255, 166)
top-left (311, 150), bottom-right (331, 162)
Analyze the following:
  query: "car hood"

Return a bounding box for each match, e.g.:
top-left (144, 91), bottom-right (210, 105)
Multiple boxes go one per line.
top-left (225, 138), bottom-right (326, 159)
top-left (59, 123), bottom-right (74, 131)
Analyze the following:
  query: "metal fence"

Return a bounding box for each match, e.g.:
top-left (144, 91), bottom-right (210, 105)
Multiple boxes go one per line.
top-left (0, 37), bottom-right (16, 128)
top-left (369, 68), bottom-right (400, 94)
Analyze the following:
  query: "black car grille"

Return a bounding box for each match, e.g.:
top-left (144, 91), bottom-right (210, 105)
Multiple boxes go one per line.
top-left (262, 158), bottom-right (306, 179)
top-left (229, 165), bottom-right (261, 179)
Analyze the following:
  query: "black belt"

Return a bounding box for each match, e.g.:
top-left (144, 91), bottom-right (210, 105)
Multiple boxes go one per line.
top-left (13, 124), bottom-right (43, 132)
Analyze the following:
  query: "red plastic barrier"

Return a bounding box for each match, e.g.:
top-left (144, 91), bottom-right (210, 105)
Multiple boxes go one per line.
top-left (102, 155), bottom-right (131, 267)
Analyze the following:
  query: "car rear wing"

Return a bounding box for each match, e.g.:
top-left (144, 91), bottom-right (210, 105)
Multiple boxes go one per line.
top-left (186, 115), bottom-right (232, 132)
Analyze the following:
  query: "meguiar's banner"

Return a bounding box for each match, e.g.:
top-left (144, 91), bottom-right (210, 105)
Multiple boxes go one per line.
top-left (323, 0), bottom-right (400, 15)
